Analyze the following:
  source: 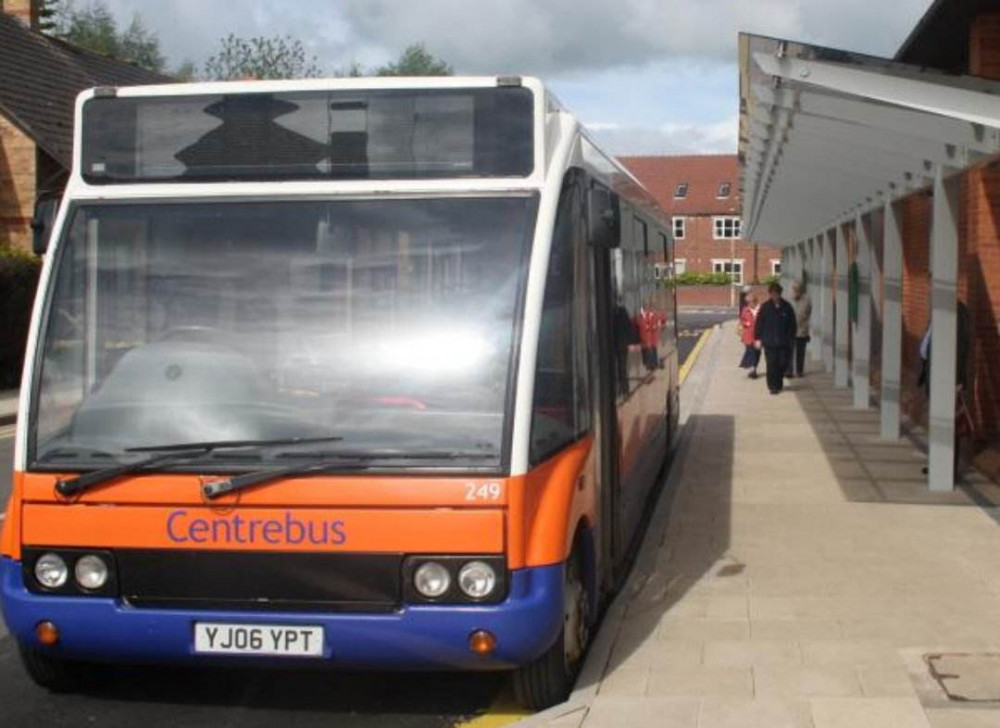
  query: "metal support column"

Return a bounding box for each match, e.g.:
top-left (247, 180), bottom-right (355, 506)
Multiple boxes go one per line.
top-left (880, 195), bottom-right (902, 441)
top-left (853, 212), bottom-right (872, 408)
top-left (822, 230), bottom-right (835, 372)
top-left (834, 223), bottom-right (850, 387)
top-left (928, 167), bottom-right (959, 491)
top-left (810, 237), bottom-right (822, 361)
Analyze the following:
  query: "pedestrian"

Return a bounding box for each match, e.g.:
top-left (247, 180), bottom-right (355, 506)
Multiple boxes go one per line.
top-left (754, 282), bottom-right (797, 394)
top-left (738, 293), bottom-right (761, 379)
top-left (789, 281), bottom-right (812, 377)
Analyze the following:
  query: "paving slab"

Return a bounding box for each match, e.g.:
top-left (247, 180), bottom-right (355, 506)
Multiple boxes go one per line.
top-left (508, 323), bottom-right (1000, 728)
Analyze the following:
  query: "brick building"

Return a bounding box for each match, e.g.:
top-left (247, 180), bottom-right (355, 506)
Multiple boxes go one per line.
top-left (0, 0), bottom-right (166, 251)
top-left (739, 0), bottom-right (1000, 490)
top-left (619, 154), bottom-right (783, 286)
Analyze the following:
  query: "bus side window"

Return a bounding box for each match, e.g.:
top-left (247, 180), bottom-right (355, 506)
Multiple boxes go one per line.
top-left (530, 176), bottom-right (589, 465)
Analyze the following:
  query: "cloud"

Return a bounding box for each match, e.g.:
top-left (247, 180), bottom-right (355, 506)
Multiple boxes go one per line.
top-left (586, 115), bottom-right (739, 156)
top-left (98, 0), bottom-right (932, 75)
top-left (335, 0), bottom-right (931, 77)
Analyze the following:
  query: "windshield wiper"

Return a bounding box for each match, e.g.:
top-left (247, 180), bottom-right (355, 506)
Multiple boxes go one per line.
top-left (55, 436), bottom-right (343, 498)
top-left (202, 449), bottom-right (497, 500)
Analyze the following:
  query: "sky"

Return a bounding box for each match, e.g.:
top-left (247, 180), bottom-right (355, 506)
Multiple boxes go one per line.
top-left (92, 0), bottom-right (935, 157)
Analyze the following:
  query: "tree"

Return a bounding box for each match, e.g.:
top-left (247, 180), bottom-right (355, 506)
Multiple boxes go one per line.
top-left (173, 59), bottom-right (198, 82)
top-left (58, 1), bottom-right (118, 58)
top-left (375, 43), bottom-right (452, 77)
top-left (117, 14), bottom-right (165, 72)
top-left (203, 34), bottom-right (323, 81)
top-left (51, 1), bottom-right (165, 73)
top-left (38, 0), bottom-right (61, 34)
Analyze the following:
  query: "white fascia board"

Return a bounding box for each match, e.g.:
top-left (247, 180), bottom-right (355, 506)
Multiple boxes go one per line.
top-left (753, 52), bottom-right (1000, 129)
top-left (751, 83), bottom-right (1000, 154)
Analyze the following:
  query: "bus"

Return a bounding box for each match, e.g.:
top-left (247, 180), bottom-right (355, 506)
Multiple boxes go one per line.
top-left (0, 76), bottom-right (679, 709)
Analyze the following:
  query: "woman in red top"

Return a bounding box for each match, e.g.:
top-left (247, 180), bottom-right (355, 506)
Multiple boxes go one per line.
top-left (739, 294), bottom-right (761, 379)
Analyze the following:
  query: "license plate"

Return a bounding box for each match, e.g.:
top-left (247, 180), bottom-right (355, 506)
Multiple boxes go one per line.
top-left (194, 623), bottom-right (324, 657)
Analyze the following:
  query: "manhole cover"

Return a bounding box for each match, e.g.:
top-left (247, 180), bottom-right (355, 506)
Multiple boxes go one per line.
top-left (926, 653), bottom-right (1000, 702)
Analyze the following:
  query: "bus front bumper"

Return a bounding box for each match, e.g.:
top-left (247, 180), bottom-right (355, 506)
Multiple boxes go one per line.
top-left (0, 556), bottom-right (564, 670)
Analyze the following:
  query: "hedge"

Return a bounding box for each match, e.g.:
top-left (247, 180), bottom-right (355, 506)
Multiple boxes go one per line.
top-left (0, 247), bottom-right (41, 389)
top-left (671, 271), bottom-right (734, 286)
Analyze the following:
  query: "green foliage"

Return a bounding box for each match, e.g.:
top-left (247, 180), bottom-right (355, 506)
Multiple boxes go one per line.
top-left (203, 34), bottom-right (323, 80)
top-left (173, 59), bottom-right (198, 82)
top-left (0, 248), bottom-right (41, 389)
top-left (117, 14), bottom-right (165, 72)
top-left (375, 43), bottom-right (452, 76)
top-left (52, 1), bottom-right (165, 72)
top-left (762, 274), bottom-right (780, 287)
top-left (38, 0), bottom-right (60, 33)
top-left (672, 271), bottom-right (734, 286)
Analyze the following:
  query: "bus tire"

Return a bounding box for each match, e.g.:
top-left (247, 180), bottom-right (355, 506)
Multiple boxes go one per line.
top-left (18, 647), bottom-right (87, 693)
top-left (512, 545), bottom-right (590, 710)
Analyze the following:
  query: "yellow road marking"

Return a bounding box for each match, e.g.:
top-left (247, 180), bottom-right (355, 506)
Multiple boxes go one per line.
top-left (0, 424), bottom-right (15, 439)
top-left (453, 689), bottom-right (531, 728)
top-left (679, 328), bottom-right (712, 385)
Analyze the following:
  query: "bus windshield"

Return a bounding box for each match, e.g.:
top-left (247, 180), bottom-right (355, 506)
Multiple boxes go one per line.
top-left (31, 196), bottom-right (537, 470)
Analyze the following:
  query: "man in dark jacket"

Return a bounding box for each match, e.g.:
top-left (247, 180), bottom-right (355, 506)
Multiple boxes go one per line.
top-left (754, 282), bottom-right (797, 394)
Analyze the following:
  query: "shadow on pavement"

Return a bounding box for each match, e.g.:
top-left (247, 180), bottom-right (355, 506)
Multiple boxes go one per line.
top-left (598, 414), bottom-right (737, 673)
top-left (791, 370), bottom-right (1000, 507)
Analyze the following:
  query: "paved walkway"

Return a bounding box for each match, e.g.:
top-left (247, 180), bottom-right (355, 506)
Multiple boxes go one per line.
top-left (0, 389), bottom-right (17, 425)
top-left (530, 323), bottom-right (1000, 728)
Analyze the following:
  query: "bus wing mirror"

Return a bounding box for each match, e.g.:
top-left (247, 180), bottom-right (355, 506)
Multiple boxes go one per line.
top-left (31, 196), bottom-right (60, 256)
top-left (588, 190), bottom-right (619, 249)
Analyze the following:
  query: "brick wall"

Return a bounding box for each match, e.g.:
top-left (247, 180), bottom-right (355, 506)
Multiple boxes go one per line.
top-left (899, 193), bottom-right (931, 425)
top-left (1, 0), bottom-right (38, 28)
top-left (0, 115), bottom-right (36, 251)
top-left (674, 215), bottom-right (782, 283)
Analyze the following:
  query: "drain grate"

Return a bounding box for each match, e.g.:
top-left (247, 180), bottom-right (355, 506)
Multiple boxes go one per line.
top-left (926, 653), bottom-right (1000, 702)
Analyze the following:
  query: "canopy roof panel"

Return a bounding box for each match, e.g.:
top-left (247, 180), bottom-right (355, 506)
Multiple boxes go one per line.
top-left (738, 33), bottom-right (1000, 246)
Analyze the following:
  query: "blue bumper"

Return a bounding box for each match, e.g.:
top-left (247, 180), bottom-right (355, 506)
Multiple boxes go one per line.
top-left (0, 556), bottom-right (564, 670)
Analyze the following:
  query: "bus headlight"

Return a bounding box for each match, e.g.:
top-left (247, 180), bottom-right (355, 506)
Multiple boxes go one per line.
top-left (458, 561), bottom-right (496, 599)
top-left (34, 553), bottom-right (68, 589)
top-left (74, 554), bottom-right (109, 590)
top-left (413, 561), bottom-right (451, 598)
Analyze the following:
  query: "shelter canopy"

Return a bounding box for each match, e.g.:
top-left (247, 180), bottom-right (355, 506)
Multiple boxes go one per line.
top-left (738, 33), bottom-right (1000, 246)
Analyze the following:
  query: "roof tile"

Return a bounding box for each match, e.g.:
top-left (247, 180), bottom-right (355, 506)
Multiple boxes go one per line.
top-left (617, 154), bottom-right (743, 217)
top-left (0, 14), bottom-right (170, 168)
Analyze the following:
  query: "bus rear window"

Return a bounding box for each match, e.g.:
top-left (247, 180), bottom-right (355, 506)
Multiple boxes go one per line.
top-left (81, 87), bottom-right (535, 183)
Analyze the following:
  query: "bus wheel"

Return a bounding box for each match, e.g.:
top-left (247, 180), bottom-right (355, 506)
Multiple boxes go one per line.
top-left (512, 546), bottom-right (590, 710)
top-left (18, 647), bottom-right (88, 693)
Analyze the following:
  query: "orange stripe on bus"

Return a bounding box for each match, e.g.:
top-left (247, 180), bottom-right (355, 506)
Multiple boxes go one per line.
top-left (22, 504), bottom-right (504, 554)
top-left (19, 472), bottom-right (508, 508)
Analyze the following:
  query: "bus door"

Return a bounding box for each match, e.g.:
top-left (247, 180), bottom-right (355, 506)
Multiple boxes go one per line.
top-left (588, 183), bottom-right (625, 591)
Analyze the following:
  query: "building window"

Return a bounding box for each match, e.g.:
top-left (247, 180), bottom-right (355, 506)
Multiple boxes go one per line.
top-left (771, 260), bottom-right (782, 275)
top-left (672, 216), bottom-right (685, 240)
top-left (713, 216), bottom-right (741, 239)
top-left (674, 182), bottom-right (688, 199)
top-left (674, 258), bottom-right (687, 275)
top-left (712, 259), bottom-right (744, 285)
top-left (717, 182), bottom-right (731, 198)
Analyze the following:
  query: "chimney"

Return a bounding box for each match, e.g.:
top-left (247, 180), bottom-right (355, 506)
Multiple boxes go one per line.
top-left (2, 0), bottom-right (40, 30)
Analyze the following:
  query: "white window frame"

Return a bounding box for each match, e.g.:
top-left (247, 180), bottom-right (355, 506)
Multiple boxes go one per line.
top-left (717, 182), bottom-right (731, 199)
top-left (712, 216), bottom-right (741, 239)
top-left (674, 182), bottom-right (688, 199)
top-left (771, 259), bottom-right (782, 275)
top-left (674, 258), bottom-right (687, 275)
top-left (711, 258), bottom-right (744, 285)
top-left (672, 216), bottom-right (686, 240)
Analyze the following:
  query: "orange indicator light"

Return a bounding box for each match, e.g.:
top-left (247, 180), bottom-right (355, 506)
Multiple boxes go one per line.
top-left (36, 620), bottom-right (60, 646)
top-left (468, 630), bottom-right (497, 655)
